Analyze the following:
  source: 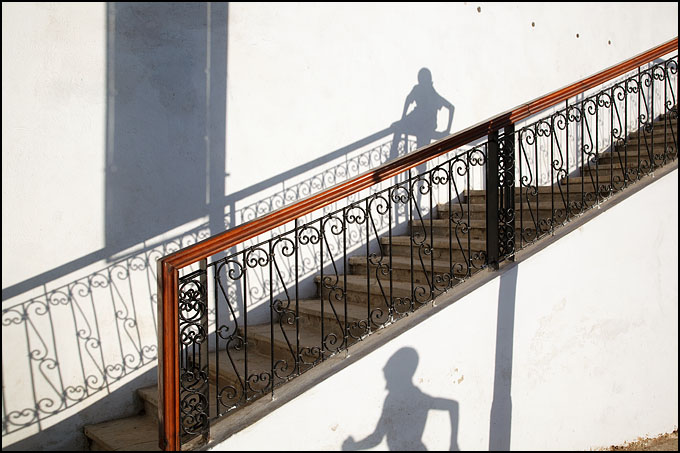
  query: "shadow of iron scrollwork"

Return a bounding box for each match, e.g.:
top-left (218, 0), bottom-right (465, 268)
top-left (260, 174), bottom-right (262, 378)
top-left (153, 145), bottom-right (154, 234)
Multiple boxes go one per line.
top-left (2, 58), bottom-right (456, 450)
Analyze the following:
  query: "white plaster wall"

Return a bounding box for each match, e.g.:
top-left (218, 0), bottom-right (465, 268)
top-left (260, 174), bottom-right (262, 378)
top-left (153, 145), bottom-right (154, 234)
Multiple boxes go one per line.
top-left (1, 2), bottom-right (677, 450)
top-left (5, 2), bottom-right (678, 289)
top-left (210, 169), bottom-right (678, 451)
top-left (2, 2), bottom-right (107, 287)
top-left (225, 2), bottom-right (679, 195)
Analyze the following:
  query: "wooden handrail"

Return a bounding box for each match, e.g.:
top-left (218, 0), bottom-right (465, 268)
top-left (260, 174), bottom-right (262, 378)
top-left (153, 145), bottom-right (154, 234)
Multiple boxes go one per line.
top-left (157, 36), bottom-right (678, 450)
top-left (161, 37), bottom-right (677, 270)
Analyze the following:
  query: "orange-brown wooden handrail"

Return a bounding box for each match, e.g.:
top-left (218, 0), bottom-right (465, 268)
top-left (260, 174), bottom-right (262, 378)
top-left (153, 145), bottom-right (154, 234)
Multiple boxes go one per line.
top-left (157, 36), bottom-right (678, 450)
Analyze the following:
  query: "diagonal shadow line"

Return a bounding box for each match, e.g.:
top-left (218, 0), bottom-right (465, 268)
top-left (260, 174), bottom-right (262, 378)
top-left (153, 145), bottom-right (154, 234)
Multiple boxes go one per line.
top-left (1, 126), bottom-right (396, 304)
top-left (0, 131), bottom-right (406, 440)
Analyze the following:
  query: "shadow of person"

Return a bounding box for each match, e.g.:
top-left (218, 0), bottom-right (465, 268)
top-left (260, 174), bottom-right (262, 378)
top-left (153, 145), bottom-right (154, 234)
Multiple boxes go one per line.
top-left (342, 347), bottom-right (460, 451)
top-left (389, 67), bottom-right (455, 162)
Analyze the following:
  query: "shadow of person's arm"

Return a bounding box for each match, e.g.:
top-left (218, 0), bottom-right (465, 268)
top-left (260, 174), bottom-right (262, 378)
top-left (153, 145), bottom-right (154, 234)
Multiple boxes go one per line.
top-left (431, 397), bottom-right (460, 451)
top-left (433, 88), bottom-right (455, 135)
top-left (342, 413), bottom-right (387, 451)
top-left (397, 85), bottom-right (419, 121)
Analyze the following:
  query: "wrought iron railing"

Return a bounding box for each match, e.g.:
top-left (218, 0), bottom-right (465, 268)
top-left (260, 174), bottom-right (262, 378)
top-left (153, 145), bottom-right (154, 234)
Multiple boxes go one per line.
top-left (158, 38), bottom-right (678, 450)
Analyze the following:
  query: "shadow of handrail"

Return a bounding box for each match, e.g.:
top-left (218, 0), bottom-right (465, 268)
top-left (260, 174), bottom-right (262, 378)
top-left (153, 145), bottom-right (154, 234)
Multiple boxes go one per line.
top-left (1, 127), bottom-right (407, 440)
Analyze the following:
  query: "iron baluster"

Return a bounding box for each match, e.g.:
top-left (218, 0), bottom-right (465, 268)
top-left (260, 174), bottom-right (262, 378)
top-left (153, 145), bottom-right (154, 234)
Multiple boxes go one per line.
top-left (366, 198), bottom-right (370, 334)
top-left (295, 218), bottom-right (300, 376)
top-left (503, 124), bottom-right (516, 261)
top-left (486, 130), bottom-right (500, 270)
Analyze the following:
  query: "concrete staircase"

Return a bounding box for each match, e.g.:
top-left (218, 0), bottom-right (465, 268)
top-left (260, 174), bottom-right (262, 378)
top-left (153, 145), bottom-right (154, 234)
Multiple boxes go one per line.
top-left (83, 114), bottom-right (676, 450)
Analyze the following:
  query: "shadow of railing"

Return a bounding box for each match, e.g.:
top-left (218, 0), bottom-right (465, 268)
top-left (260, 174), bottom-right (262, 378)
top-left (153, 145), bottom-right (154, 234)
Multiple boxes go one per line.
top-left (1, 129), bottom-right (417, 443)
top-left (2, 4), bottom-right (460, 443)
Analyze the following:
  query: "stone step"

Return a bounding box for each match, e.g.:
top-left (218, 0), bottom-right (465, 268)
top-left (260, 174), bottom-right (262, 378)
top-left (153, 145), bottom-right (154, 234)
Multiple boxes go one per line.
top-left (435, 201), bottom-right (566, 219)
top-left (378, 235), bottom-right (487, 262)
top-left (136, 351), bottom-right (275, 431)
top-left (137, 385), bottom-right (160, 424)
top-left (614, 140), bottom-right (677, 153)
top-left (348, 253), bottom-right (478, 284)
top-left (562, 175), bottom-right (640, 186)
top-left (580, 166), bottom-right (629, 175)
top-left (463, 187), bottom-right (600, 205)
top-left (85, 413), bottom-right (159, 451)
top-left (241, 321), bottom-right (336, 365)
top-left (578, 165), bottom-right (670, 180)
top-left (581, 159), bottom-right (653, 169)
top-left (625, 123), bottom-right (677, 140)
top-left (583, 146), bottom-right (677, 161)
top-left (408, 219), bottom-right (523, 239)
top-left (553, 179), bottom-right (622, 190)
top-left (138, 382), bottom-right (220, 432)
top-left (297, 297), bottom-right (369, 327)
top-left (205, 347), bottom-right (312, 414)
top-left (380, 234), bottom-right (486, 252)
top-left (207, 348), bottom-right (277, 406)
top-left (316, 274), bottom-right (447, 315)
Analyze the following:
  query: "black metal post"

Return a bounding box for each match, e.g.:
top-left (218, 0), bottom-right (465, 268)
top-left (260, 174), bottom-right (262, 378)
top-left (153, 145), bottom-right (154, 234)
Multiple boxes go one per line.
top-left (503, 124), bottom-right (516, 261)
top-left (198, 258), bottom-right (209, 443)
top-left (486, 130), bottom-right (500, 270)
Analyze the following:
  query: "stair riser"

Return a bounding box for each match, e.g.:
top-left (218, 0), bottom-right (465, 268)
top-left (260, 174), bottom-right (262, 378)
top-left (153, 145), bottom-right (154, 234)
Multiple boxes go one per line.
top-left (296, 310), bottom-right (373, 348)
top-left (319, 282), bottom-right (409, 303)
top-left (143, 398), bottom-right (158, 424)
top-left (436, 210), bottom-right (560, 224)
top-left (465, 185), bottom-right (667, 212)
top-left (410, 225), bottom-right (525, 239)
top-left (586, 154), bottom-right (672, 166)
top-left (625, 128), bottom-right (677, 141)
top-left (245, 319), bottom-right (365, 362)
top-left (239, 328), bottom-right (300, 362)
top-left (436, 206), bottom-right (562, 221)
top-left (351, 263), bottom-right (470, 285)
top-left (89, 440), bottom-right (108, 451)
top-left (295, 305), bottom-right (364, 331)
top-left (581, 168), bottom-right (629, 177)
top-left (616, 142), bottom-right (677, 154)
top-left (319, 284), bottom-right (447, 311)
top-left (385, 244), bottom-right (486, 261)
top-left (465, 192), bottom-right (596, 205)
top-left (240, 324), bottom-right (344, 368)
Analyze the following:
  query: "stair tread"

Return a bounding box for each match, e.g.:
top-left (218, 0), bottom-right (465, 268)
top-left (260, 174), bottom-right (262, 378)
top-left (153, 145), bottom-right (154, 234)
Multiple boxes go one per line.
top-left (436, 201), bottom-right (567, 212)
top-left (349, 254), bottom-right (478, 272)
top-left (380, 235), bottom-right (486, 249)
top-left (85, 414), bottom-right (159, 451)
top-left (626, 127), bottom-right (677, 138)
top-left (209, 348), bottom-right (273, 383)
top-left (407, 218), bottom-right (538, 228)
top-left (316, 273), bottom-right (434, 293)
top-left (244, 320), bottom-right (329, 348)
top-left (297, 297), bottom-right (369, 321)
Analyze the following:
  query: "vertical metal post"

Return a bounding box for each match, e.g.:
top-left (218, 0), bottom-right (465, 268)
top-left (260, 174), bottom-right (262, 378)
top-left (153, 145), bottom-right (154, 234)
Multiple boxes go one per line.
top-left (503, 124), bottom-right (516, 261)
top-left (486, 130), bottom-right (500, 270)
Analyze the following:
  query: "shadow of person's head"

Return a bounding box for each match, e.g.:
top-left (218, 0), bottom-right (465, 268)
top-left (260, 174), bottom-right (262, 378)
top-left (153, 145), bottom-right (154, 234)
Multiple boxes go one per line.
top-left (383, 347), bottom-right (419, 391)
top-left (418, 67), bottom-right (433, 86)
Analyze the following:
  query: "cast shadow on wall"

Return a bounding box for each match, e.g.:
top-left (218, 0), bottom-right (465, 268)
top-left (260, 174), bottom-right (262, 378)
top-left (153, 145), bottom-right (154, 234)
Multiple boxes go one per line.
top-left (340, 267), bottom-right (518, 451)
top-left (0, 3), bottom-right (456, 447)
top-left (342, 347), bottom-right (460, 451)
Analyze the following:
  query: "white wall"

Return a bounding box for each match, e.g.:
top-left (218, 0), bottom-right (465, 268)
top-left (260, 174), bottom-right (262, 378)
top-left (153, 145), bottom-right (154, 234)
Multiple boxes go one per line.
top-left (1, 2), bottom-right (677, 450)
top-left (210, 169), bottom-right (678, 451)
top-left (2, 2), bottom-right (107, 286)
